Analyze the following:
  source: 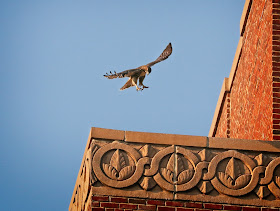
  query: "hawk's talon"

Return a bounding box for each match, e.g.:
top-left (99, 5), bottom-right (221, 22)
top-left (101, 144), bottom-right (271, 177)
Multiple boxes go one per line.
top-left (139, 85), bottom-right (149, 91)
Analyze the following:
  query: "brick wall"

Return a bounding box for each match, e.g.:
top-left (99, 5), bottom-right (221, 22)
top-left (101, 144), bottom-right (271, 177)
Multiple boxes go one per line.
top-left (230, 0), bottom-right (272, 140)
top-left (214, 0), bottom-right (273, 140)
top-left (89, 195), bottom-right (280, 211)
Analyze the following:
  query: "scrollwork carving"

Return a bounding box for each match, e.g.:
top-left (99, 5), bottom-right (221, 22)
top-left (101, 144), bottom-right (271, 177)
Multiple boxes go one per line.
top-left (92, 141), bottom-right (150, 188)
top-left (208, 150), bottom-right (265, 196)
top-left (87, 139), bottom-right (280, 207)
top-left (265, 158), bottom-right (280, 199)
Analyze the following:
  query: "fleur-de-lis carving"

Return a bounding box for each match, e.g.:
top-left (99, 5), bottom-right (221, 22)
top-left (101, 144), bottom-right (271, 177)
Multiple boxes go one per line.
top-left (198, 149), bottom-right (212, 162)
top-left (103, 149), bottom-right (135, 181)
top-left (139, 144), bottom-right (156, 157)
top-left (254, 153), bottom-right (268, 166)
top-left (218, 157), bottom-right (251, 190)
top-left (255, 185), bottom-right (270, 199)
top-left (161, 154), bottom-right (194, 184)
top-left (197, 181), bottom-right (213, 194)
top-left (276, 176), bottom-right (280, 188)
top-left (139, 176), bottom-right (157, 190)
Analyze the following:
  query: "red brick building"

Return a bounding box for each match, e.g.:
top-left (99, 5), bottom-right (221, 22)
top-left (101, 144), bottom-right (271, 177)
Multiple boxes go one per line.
top-left (70, 1), bottom-right (280, 210)
top-left (209, 0), bottom-right (280, 141)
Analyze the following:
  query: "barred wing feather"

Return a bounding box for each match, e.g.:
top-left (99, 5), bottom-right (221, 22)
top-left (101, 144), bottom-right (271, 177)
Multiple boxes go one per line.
top-left (146, 43), bottom-right (172, 67)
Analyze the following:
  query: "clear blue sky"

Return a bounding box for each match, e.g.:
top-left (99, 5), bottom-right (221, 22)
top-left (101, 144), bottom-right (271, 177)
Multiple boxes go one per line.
top-left (0, 1), bottom-right (244, 210)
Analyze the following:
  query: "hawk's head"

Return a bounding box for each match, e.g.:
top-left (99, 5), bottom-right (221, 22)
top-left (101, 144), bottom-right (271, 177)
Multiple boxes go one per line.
top-left (146, 67), bottom-right (152, 75)
top-left (140, 65), bottom-right (152, 75)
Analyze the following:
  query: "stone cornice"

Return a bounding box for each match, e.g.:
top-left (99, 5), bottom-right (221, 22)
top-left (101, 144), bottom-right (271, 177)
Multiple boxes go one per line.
top-left (90, 127), bottom-right (280, 152)
top-left (69, 127), bottom-right (280, 210)
top-left (240, 0), bottom-right (252, 36)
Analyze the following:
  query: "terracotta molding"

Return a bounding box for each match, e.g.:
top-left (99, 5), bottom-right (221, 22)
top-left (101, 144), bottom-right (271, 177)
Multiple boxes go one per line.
top-left (125, 130), bottom-right (207, 147)
top-left (70, 135), bottom-right (280, 209)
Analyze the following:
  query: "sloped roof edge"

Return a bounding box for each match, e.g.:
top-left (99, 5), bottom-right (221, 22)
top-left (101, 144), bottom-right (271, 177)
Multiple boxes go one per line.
top-left (208, 0), bottom-right (251, 137)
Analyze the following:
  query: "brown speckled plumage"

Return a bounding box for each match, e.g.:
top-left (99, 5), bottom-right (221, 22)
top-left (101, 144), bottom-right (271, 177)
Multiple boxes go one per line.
top-left (104, 43), bottom-right (172, 91)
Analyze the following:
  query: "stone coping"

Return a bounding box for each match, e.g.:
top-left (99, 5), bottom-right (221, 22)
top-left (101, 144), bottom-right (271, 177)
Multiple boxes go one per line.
top-left (208, 36), bottom-right (244, 137)
top-left (208, 78), bottom-right (229, 137)
top-left (90, 127), bottom-right (280, 153)
top-left (240, 0), bottom-right (252, 36)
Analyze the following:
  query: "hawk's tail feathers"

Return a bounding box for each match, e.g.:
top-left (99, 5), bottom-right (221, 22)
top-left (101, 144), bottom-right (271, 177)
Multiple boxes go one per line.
top-left (120, 78), bottom-right (133, 90)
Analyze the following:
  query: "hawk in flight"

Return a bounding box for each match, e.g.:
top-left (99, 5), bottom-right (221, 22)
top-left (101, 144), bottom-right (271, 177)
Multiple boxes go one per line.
top-left (104, 43), bottom-right (172, 91)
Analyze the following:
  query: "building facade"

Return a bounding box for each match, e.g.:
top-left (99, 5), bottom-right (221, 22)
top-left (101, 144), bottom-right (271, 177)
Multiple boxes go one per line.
top-left (70, 1), bottom-right (280, 210)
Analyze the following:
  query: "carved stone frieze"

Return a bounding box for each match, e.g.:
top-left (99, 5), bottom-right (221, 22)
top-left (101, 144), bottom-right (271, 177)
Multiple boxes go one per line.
top-left (71, 143), bottom-right (96, 211)
top-left (80, 139), bottom-right (280, 207)
top-left (70, 130), bottom-right (280, 210)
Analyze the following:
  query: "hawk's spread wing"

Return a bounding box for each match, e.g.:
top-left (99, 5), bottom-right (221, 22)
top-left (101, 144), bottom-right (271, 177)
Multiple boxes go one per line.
top-left (104, 68), bottom-right (143, 79)
top-left (146, 43), bottom-right (172, 67)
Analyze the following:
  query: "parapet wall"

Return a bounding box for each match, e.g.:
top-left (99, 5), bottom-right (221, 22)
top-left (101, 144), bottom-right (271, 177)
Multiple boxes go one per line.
top-left (69, 127), bottom-right (280, 210)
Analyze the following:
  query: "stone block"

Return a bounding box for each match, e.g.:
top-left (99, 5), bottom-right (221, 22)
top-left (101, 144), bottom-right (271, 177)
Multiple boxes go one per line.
top-left (125, 130), bottom-right (207, 147)
top-left (209, 137), bottom-right (280, 152)
top-left (90, 127), bottom-right (125, 140)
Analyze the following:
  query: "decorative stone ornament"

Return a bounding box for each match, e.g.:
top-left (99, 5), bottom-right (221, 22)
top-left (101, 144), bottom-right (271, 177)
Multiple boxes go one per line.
top-left (74, 139), bottom-right (280, 207)
top-left (70, 128), bottom-right (280, 210)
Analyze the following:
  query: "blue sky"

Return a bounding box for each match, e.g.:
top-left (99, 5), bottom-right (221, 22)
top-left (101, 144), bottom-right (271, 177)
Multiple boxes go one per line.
top-left (1, 1), bottom-right (244, 210)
